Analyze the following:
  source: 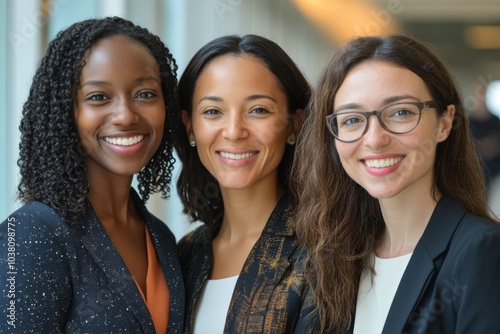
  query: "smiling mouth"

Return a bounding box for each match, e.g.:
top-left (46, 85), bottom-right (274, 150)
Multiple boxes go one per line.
top-left (104, 135), bottom-right (144, 146)
top-left (219, 151), bottom-right (257, 160)
top-left (364, 156), bottom-right (403, 168)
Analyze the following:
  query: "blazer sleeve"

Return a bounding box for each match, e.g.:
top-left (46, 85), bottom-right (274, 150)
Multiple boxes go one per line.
top-left (452, 224), bottom-right (500, 333)
top-left (0, 203), bottom-right (72, 333)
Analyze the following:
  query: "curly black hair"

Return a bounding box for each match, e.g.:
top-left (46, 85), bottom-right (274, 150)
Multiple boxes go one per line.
top-left (17, 16), bottom-right (179, 227)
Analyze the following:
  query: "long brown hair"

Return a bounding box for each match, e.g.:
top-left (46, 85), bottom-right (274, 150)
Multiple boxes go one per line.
top-left (291, 34), bottom-right (497, 333)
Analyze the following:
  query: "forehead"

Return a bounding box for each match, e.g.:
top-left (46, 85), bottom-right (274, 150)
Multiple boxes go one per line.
top-left (81, 35), bottom-right (159, 79)
top-left (335, 60), bottom-right (431, 107)
top-left (194, 54), bottom-right (284, 97)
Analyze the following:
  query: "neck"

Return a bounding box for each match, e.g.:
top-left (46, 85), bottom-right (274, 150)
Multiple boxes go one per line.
top-left (85, 168), bottom-right (136, 226)
top-left (376, 187), bottom-right (439, 258)
top-left (218, 182), bottom-right (285, 241)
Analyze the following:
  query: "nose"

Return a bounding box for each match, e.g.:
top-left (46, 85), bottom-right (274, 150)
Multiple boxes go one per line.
top-left (362, 115), bottom-right (390, 146)
top-left (109, 98), bottom-right (139, 125)
top-left (222, 112), bottom-right (248, 141)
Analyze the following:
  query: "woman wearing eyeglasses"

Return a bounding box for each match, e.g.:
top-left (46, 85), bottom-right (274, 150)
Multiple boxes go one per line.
top-left (292, 34), bottom-right (500, 334)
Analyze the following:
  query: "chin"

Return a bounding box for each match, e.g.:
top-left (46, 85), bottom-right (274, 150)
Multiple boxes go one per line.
top-left (364, 187), bottom-right (400, 200)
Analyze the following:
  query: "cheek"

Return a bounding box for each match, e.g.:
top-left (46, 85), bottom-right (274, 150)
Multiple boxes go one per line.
top-left (335, 142), bottom-right (359, 178)
top-left (74, 109), bottom-right (96, 154)
top-left (153, 113), bottom-right (166, 137)
top-left (335, 142), bottom-right (354, 163)
top-left (259, 117), bottom-right (291, 146)
top-left (266, 115), bottom-right (290, 135)
top-left (191, 121), bottom-right (214, 147)
top-left (406, 136), bottom-right (438, 169)
top-left (190, 124), bottom-right (216, 169)
top-left (260, 128), bottom-right (287, 147)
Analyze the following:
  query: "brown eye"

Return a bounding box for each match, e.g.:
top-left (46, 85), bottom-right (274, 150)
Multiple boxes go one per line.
top-left (137, 91), bottom-right (156, 99)
top-left (89, 93), bottom-right (107, 101)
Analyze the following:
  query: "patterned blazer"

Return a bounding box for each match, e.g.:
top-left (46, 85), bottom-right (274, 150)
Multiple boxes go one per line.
top-left (0, 189), bottom-right (184, 333)
top-left (178, 194), bottom-right (317, 334)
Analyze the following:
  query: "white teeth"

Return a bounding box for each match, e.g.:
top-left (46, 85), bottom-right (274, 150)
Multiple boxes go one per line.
top-left (365, 156), bottom-right (403, 168)
top-left (219, 152), bottom-right (256, 160)
top-left (104, 135), bottom-right (144, 146)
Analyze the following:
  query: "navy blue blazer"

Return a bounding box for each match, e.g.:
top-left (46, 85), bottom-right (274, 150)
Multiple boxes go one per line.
top-left (350, 195), bottom-right (500, 334)
top-left (0, 190), bottom-right (184, 333)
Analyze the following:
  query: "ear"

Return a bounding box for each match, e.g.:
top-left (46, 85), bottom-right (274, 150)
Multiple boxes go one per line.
top-left (182, 110), bottom-right (195, 141)
top-left (437, 104), bottom-right (455, 143)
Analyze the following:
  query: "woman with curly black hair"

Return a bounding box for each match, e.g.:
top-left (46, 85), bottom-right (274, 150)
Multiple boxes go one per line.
top-left (0, 17), bottom-right (184, 333)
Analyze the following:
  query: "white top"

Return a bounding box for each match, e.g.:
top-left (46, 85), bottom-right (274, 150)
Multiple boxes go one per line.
top-left (353, 253), bottom-right (412, 334)
top-left (193, 275), bottom-right (239, 334)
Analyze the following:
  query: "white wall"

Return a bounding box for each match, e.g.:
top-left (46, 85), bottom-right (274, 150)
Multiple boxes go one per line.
top-left (2, 0), bottom-right (44, 220)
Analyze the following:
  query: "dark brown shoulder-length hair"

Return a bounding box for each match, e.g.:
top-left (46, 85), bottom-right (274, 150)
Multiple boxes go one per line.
top-left (291, 34), bottom-right (498, 333)
top-left (175, 34), bottom-right (310, 228)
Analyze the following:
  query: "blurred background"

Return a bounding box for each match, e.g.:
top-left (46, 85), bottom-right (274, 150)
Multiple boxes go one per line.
top-left (1, 0), bottom-right (500, 239)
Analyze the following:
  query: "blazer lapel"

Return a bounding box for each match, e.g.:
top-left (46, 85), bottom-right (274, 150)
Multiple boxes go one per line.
top-left (382, 196), bottom-right (467, 334)
top-left (79, 203), bottom-right (154, 333)
top-left (241, 194), bottom-right (296, 292)
top-left (227, 195), bottom-right (297, 332)
top-left (381, 245), bottom-right (434, 334)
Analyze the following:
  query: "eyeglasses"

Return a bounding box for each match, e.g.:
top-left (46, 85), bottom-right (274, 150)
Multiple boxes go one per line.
top-left (326, 101), bottom-right (437, 142)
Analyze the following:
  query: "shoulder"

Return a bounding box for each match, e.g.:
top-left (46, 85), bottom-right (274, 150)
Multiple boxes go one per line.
top-left (440, 211), bottom-right (500, 279)
top-left (1, 202), bottom-right (71, 238)
top-left (432, 212), bottom-right (500, 331)
top-left (178, 225), bottom-right (208, 249)
top-left (452, 211), bottom-right (500, 247)
top-left (177, 225), bottom-right (208, 261)
top-left (1, 202), bottom-right (74, 277)
top-left (1, 203), bottom-right (73, 295)
top-left (1, 202), bottom-right (74, 256)
top-left (426, 195), bottom-right (500, 255)
top-left (4, 201), bottom-right (61, 221)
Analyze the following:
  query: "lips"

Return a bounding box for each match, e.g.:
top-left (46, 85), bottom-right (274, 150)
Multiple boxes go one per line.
top-left (219, 151), bottom-right (257, 160)
top-left (104, 135), bottom-right (144, 146)
top-left (364, 156), bottom-right (403, 168)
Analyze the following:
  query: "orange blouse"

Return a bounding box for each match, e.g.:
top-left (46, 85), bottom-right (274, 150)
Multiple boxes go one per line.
top-left (134, 227), bottom-right (170, 333)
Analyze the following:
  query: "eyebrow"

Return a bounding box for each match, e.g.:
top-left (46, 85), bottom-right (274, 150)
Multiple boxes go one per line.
top-left (197, 94), bottom-right (277, 105)
top-left (80, 76), bottom-right (160, 88)
top-left (334, 94), bottom-right (419, 112)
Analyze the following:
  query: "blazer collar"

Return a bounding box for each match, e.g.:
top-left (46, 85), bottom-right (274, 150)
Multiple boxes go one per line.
top-left (199, 193), bottom-right (294, 245)
top-left (77, 189), bottom-right (155, 333)
top-left (261, 193), bottom-right (295, 237)
top-left (223, 193), bottom-right (301, 332)
top-left (382, 195), bottom-right (467, 333)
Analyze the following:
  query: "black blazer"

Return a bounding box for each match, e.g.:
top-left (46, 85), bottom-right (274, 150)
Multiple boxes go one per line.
top-left (350, 195), bottom-right (500, 334)
top-left (0, 190), bottom-right (184, 333)
top-left (178, 195), bottom-right (317, 333)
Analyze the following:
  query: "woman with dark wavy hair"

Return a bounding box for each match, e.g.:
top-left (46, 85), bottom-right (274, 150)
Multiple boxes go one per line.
top-left (175, 34), bottom-right (317, 333)
top-left (292, 34), bottom-right (500, 333)
top-left (0, 17), bottom-right (183, 333)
